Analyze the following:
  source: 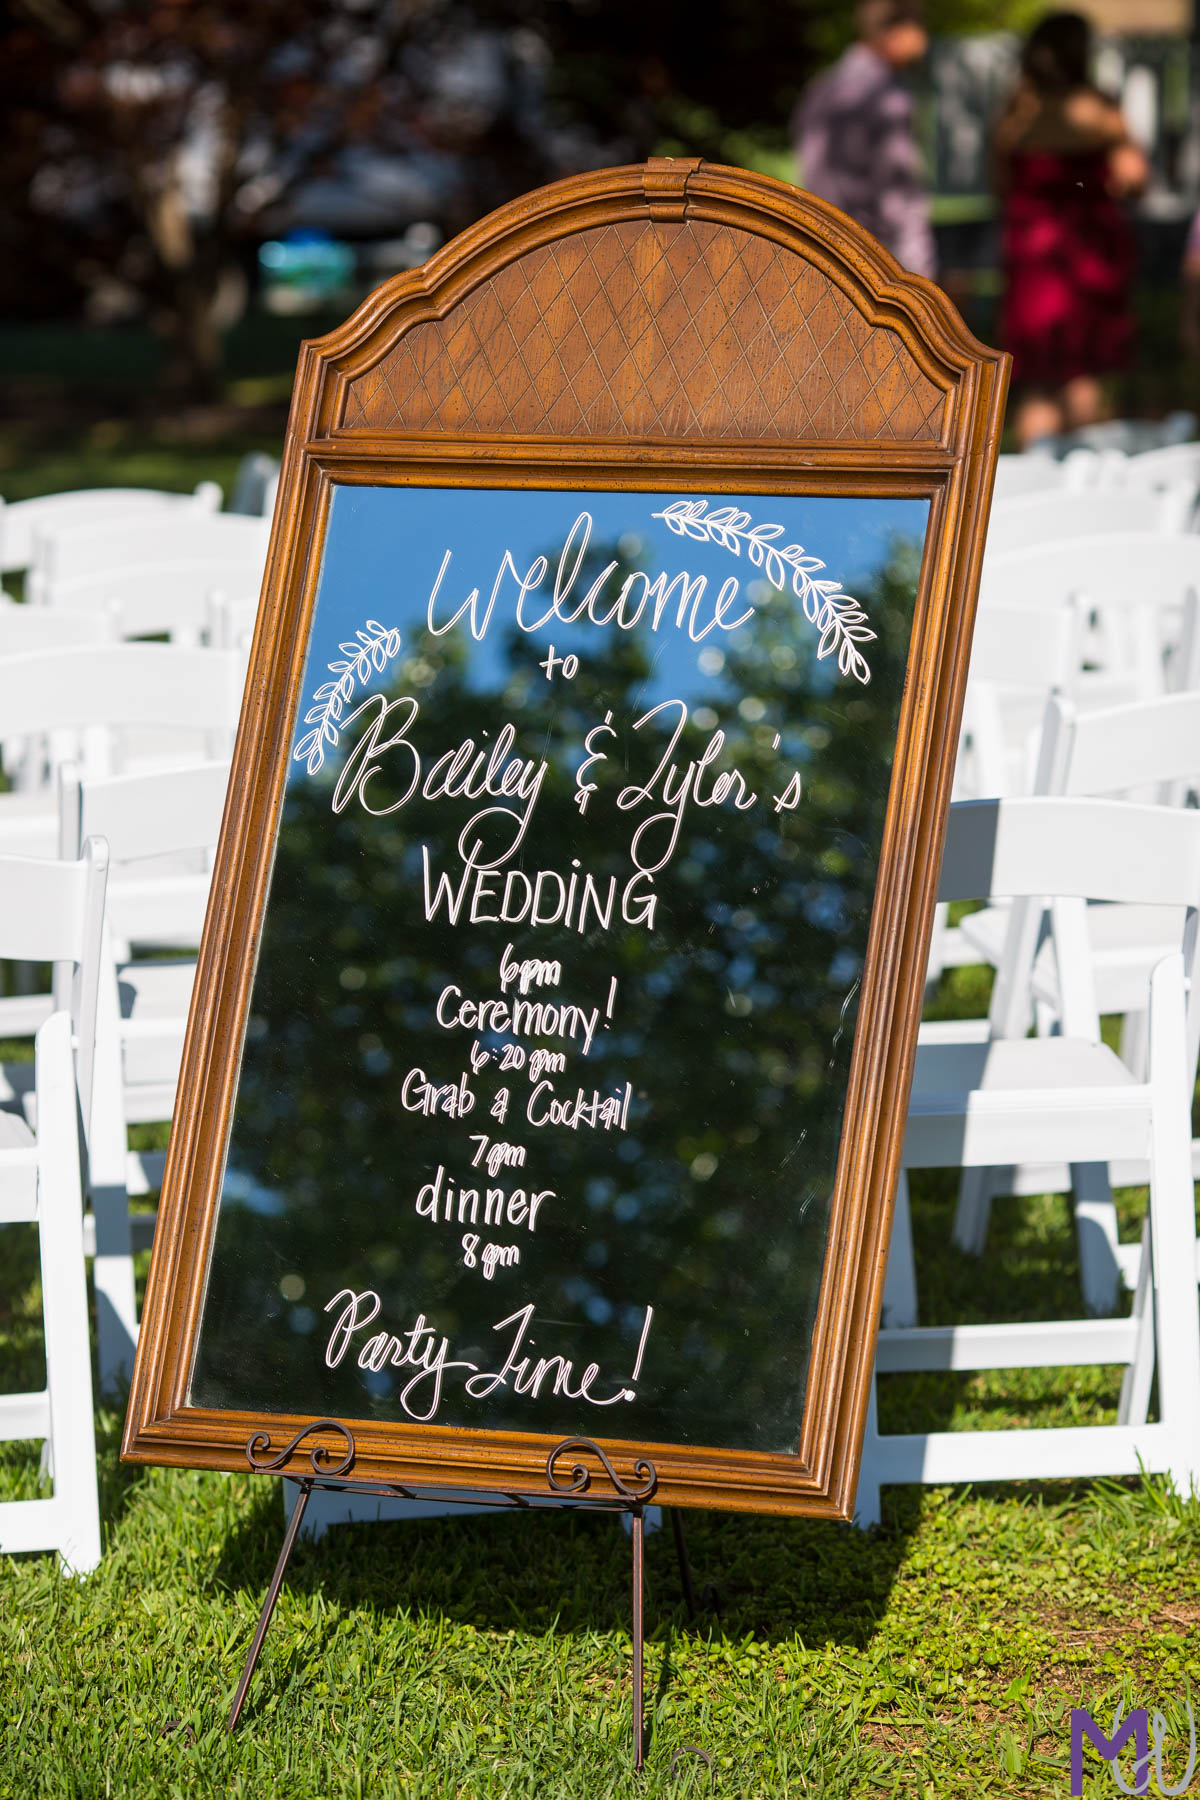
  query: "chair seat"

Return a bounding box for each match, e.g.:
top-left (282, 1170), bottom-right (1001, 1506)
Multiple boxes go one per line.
top-left (0, 1060), bottom-right (35, 1117)
top-left (0, 789), bottom-right (57, 858)
top-left (1031, 902), bottom-right (1187, 1017)
top-left (955, 904), bottom-right (1008, 966)
top-left (0, 1105), bottom-right (37, 1221)
top-left (0, 1108), bottom-right (35, 1147)
top-left (108, 875), bottom-right (208, 948)
top-left (117, 958), bottom-right (196, 1016)
top-left (116, 958), bottom-right (193, 1091)
top-left (0, 994), bottom-right (54, 1036)
top-left (905, 1035), bottom-right (1150, 1168)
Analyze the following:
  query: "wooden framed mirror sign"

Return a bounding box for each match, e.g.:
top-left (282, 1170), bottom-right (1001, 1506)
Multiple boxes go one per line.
top-left (123, 160), bottom-right (1008, 1520)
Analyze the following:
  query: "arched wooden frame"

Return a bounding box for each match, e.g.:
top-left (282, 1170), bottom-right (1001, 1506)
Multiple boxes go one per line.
top-left (124, 160), bottom-right (1008, 1519)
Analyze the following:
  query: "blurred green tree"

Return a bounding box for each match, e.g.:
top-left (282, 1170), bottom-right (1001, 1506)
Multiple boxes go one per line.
top-left (0, 0), bottom-right (554, 393)
top-left (549, 0), bottom-right (1047, 178)
top-left (0, 0), bottom-right (1042, 393)
top-left (192, 531), bottom-right (923, 1450)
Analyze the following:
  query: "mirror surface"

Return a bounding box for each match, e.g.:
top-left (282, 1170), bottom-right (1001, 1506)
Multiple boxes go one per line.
top-left (189, 485), bottom-right (930, 1452)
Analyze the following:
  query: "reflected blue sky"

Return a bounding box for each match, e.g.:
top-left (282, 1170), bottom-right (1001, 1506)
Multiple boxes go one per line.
top-left (298, 486), bottom-right (929, 733)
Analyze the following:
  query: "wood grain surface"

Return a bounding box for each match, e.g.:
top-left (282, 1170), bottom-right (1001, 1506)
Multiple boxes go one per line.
top-left (340, 219), bottom-right (947, 444)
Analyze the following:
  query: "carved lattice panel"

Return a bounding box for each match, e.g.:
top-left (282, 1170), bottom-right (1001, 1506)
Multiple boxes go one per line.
top-left (341, 220), bottom-right (947, 443)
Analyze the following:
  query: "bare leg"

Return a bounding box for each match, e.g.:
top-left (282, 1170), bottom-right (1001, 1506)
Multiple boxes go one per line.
top-left (1062, 373), bottom-right (1105, 430)
top-left (1013, 390), bottom-right (1063, 448)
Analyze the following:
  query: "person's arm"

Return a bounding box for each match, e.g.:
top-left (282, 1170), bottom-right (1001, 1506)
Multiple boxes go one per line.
top-left (873, 83), bottom-right (935, 278)
top-left (1106, 129), bottom-right (1149, 199)
top-left (1067, 89), bottom-right (1149, 196)
top-left (990, 84), bottom-right (1036, 196)
top-left (1100, 94), bottom-right (1149, 197)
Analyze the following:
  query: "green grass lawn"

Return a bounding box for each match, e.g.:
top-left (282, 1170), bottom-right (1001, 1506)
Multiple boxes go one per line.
top-left (4, 323), bottom-right (1200, 1796)
top-left (4, 976), bottom-right (1199, 1796)
top-left (7, 1436), bottom-right (1200, 1799)
top-left (0, 312), bottom-right (330, 506)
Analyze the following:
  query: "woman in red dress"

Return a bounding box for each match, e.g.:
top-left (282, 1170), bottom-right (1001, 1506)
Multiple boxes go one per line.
top-left (995, 11), bottom-right (1147, 448)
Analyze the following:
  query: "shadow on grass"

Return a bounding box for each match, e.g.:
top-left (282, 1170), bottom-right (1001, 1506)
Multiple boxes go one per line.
top-left (879, 1168), bottom-right (1131, 1439)
top-left (95, 1391), bottom-right (153, 1536)
top-left (207, 1474), bottom-right (926, 1654)
top-left (197, 1482), bottom-right (928, 1741)
top-left (189, 1148), bottom-right (1142, 1742)
top-left (192, 1147), bottom-right (1119, 1684)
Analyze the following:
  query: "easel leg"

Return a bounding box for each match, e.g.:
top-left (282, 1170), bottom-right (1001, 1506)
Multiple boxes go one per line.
top-left (227, 1478), bottom-right (313, 1732)
top-left (631, 1502), bottom-right (645, 1772)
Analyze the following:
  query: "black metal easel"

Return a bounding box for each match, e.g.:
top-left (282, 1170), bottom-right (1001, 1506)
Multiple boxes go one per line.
top-left (226, 1420), bottom-right (711, 1774)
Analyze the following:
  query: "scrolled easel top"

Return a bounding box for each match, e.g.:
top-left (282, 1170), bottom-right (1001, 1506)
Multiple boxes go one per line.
top-left (289, 159), bottom-right (1005, 451)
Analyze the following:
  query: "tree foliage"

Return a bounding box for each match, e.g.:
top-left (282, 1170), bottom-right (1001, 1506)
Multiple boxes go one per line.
top-left (193, 534), bottom-right (921, 1449)
top-left (0, 0), bottom-right (1044, 389)
top-left (1, 0), bottom-right (558, 388)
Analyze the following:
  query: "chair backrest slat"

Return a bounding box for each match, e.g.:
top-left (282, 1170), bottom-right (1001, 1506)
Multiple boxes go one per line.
top-left (1038, 691), bottom-right (1200, 799)
top-left (985, 489), bottom-right (1190, 556)
top-left (0, 484), bottom-right (219, 574)
top-left (0, 645), bottom-right (245, 736)
top-left (35, 513), bottom-right (267, 582)
top-left (939, 797), bottom-right (1200, 910)
top-left (0, 839), bottom-right (108, 1123)
top-left (61, 761), bottom-right (230, 865)
top-left (979, 533), bottom-right (1200, 611)
top-left (0, 599), bottom-right (116, 652)
top-left (0, 851), bottom-right (91, 959)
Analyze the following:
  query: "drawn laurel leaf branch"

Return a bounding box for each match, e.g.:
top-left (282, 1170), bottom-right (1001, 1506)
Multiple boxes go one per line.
top-left (651, 498), bottom-right (875, 684)
top-left (293, 619), bottom-right (403, 775)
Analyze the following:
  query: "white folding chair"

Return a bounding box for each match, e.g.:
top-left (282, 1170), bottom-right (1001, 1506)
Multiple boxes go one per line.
top-left (29, 512), bottom-right (268, 594)
top-left (953, 674), bottom-right (1200, 1004)
top-left (0, 646), bottom-right (241, 1141)
top-left (978, 535), bottom-right (1200, 711)
top-left (952, 690), bottom-right (1200, 1311)
top-left (862, 797), bottom-right (1200, 1525)
top-left (0, 482), bottom-right (220, 576)
top-left (36, 561), bottom-right (266, 645)
top-left (1025, 692), bottom-right (1200, 1051)
top-left (984, 487), bottom-right (1194, 556)
top-left (0, 598), bottom-right (117, 653)
top-left (953, 597), bottom-right (1085, 803)
top-left (926, 596), bottom-right (1084, 988)
top-left (59, 760), bottom-right (231, 1387)
top-left (0, 841), bottom-right (108, 1574)
top-left (991, 453), bottom-right (1062, 502)
top-left (1122, 442), bottom-right (1200, 495)
top-left (0, 644), bottom-right (244, 846)
top-left (943, 552), bottom-right (1200, 1015)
